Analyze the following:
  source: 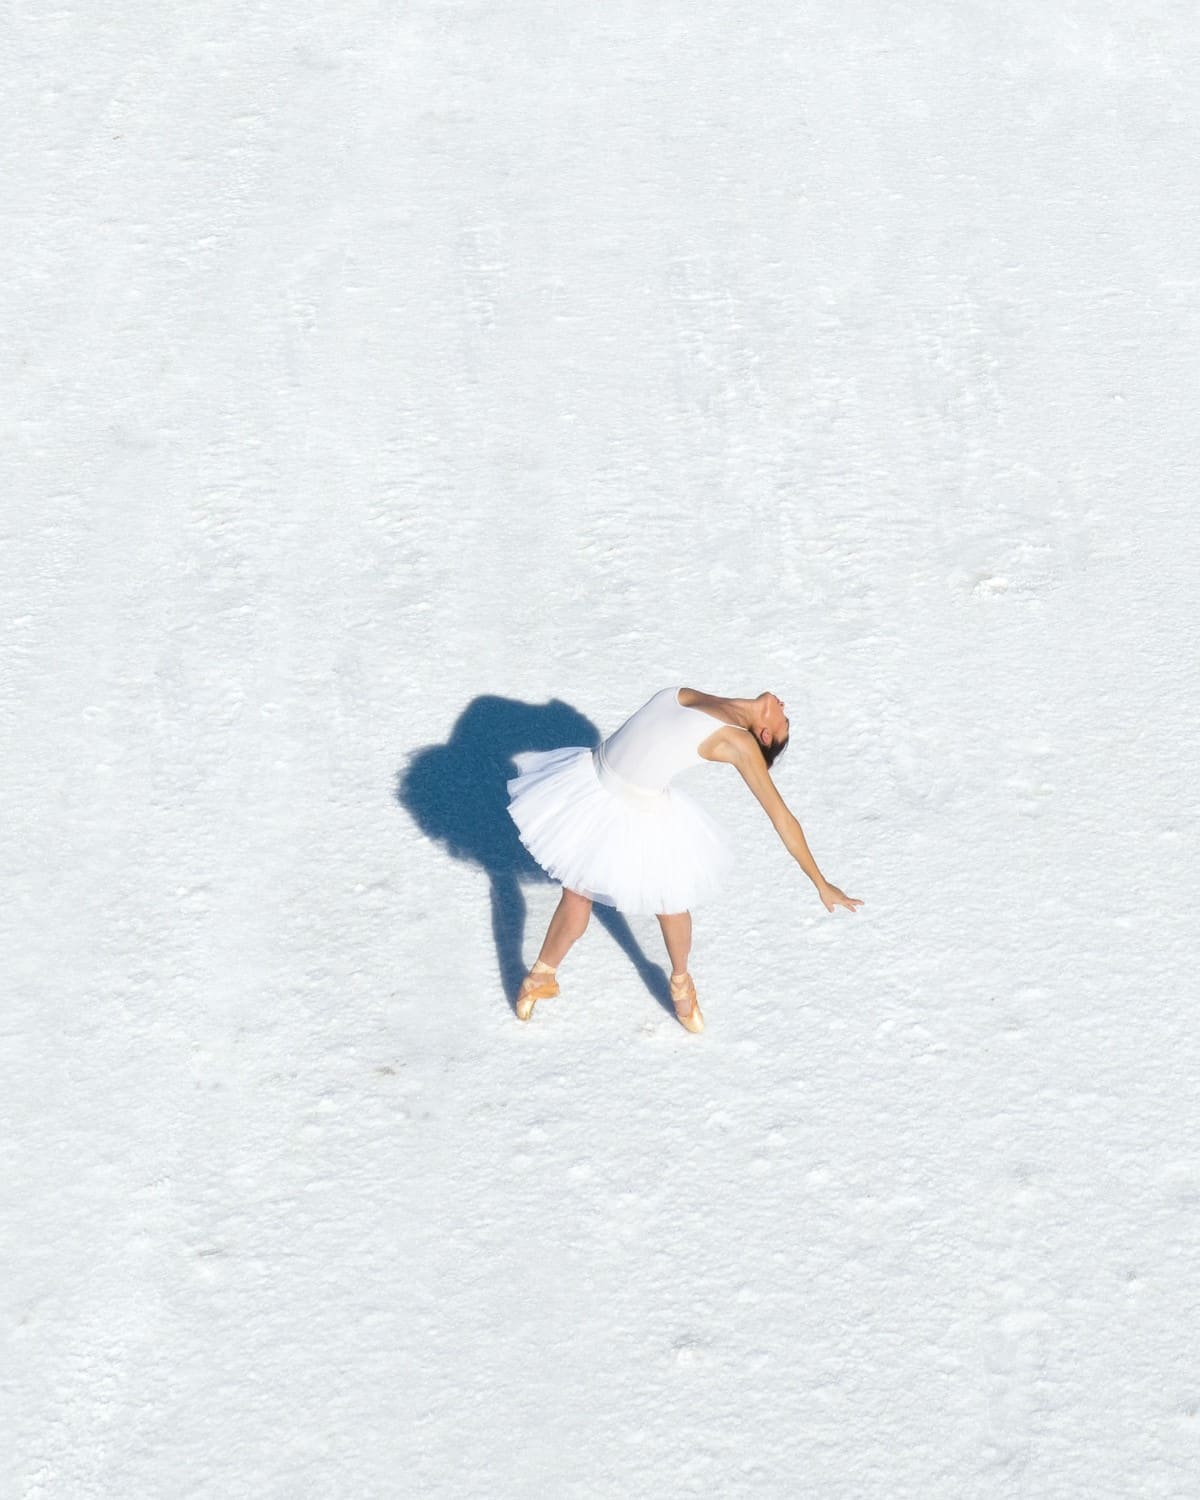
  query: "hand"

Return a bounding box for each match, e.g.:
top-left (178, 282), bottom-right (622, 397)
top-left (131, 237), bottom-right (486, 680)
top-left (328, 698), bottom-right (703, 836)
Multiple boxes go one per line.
top-left (817, 881), bottom-right (863, 913)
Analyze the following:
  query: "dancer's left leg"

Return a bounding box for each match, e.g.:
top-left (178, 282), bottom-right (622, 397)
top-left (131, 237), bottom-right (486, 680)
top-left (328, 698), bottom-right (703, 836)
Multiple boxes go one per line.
top-left (657, 910), bottom-right (703, 1034)
top-left (656, 910), bottom-right (692, 976)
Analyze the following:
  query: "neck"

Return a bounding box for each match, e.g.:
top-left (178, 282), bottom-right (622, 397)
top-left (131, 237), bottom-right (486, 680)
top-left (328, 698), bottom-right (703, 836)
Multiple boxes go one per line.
top-left (730, 699), bottom-right (760, 734)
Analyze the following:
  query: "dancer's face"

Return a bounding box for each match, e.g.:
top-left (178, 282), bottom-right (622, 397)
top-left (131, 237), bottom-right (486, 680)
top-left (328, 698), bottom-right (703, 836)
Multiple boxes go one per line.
top-left (757, 692), bottom-right (790, 746)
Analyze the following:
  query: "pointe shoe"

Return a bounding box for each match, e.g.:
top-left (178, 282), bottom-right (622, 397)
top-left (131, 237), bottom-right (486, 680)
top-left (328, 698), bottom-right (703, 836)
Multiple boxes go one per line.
top-left (669, 972), bottom-right (704, 1034)
top-left (516, 962), bottom-right (559, 1021)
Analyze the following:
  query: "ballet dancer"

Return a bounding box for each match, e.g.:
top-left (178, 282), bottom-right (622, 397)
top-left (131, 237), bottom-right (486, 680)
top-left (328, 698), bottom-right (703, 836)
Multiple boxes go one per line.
top-left (506, 687), bottom-right (862, 1032)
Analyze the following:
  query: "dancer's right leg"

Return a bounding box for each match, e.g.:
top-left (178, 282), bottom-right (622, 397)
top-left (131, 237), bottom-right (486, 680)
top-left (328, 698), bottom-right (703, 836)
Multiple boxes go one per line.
top-left (537, 888), bottom-right (592, 968)
top-left (517, 888), bottom-right (592, 1021)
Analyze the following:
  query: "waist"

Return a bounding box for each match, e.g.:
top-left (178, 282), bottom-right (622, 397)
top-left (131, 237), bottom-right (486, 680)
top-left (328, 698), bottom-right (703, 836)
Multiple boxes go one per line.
top-left (593, 744), bottom-right (667, 802)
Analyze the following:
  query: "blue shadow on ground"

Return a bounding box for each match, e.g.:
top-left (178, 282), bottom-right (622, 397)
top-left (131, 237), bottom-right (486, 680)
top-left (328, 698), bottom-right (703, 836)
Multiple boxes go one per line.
top-left (396, 695), bottom-right (673, 1017)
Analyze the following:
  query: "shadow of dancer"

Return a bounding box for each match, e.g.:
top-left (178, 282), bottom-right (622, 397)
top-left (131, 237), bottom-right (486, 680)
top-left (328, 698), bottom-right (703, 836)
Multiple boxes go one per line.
top-left (397, 696), bottom-right (673, 1017)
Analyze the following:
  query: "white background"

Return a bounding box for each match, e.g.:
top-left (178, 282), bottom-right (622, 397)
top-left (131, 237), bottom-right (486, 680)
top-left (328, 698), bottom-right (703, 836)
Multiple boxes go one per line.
top-left (5, 3), bottom-right (1199, 1496)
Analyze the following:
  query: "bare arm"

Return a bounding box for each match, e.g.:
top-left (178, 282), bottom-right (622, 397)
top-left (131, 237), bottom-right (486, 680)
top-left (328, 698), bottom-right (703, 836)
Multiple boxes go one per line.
top-left (707, 730), bottom-right (863, 913)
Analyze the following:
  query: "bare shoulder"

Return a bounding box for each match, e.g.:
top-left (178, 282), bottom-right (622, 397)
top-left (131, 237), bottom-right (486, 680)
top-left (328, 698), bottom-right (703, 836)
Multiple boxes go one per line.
top-left (679, 687), bottom-right (730, 711)
top-left (698, 724), bottom-right (759, 765)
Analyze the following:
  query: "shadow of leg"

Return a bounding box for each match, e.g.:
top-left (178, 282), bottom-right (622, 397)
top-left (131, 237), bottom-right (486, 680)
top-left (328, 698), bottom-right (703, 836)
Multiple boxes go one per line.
top-left (397, 694), bottom-right (604, 1021)
top-left (489, 872), bottom-right (528, 1012)
top-left (593, 906), bottom-right (673, 1017)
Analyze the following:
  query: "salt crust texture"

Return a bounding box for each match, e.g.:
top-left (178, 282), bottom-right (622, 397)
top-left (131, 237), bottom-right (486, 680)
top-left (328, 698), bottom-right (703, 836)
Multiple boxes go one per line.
top-left (4, 3), bottom-right (1199, 1497)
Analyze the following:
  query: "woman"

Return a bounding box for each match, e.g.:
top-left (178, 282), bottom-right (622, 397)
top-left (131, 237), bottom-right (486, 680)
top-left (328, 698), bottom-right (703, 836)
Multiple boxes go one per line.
top-left (506, 687), bottom-right (862, 1032)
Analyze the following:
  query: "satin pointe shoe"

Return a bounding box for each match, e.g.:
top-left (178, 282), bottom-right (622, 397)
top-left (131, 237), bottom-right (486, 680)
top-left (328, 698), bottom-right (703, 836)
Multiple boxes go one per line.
top-left (516, 961), bottom-right (559, 1021)
top-left (669, 972), bottom-right (704, 1034)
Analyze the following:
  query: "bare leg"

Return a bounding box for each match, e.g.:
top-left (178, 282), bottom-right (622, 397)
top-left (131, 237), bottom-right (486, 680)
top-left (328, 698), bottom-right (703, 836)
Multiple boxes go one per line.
top-left (658, 910), bottom-right (703, 1033)
top-left (656, 910), bottom-right (692, 976)
top-left (516, 888), bottom-right (593, 1022)
top-left (537, 887), bottom-right (593, 968)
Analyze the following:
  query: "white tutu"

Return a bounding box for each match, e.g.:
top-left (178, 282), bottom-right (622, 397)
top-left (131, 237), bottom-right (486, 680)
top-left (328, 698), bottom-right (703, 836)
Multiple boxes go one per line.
top-left (506, 745), bottom-right (733, 915)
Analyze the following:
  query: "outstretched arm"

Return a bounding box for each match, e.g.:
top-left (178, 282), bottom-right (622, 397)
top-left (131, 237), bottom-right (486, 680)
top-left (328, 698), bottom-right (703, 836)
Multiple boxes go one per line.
top-left (712, 731), bottom-right (864, 913)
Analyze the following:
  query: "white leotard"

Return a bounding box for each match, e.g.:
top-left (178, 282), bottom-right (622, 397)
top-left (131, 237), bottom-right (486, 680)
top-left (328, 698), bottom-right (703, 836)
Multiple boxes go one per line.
top-left (595, 687), bottom-right (744, 794)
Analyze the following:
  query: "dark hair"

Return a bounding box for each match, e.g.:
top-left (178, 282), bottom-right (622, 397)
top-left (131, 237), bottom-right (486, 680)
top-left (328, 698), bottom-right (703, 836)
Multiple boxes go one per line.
top-left (760, 732), bottom-right (788, 771)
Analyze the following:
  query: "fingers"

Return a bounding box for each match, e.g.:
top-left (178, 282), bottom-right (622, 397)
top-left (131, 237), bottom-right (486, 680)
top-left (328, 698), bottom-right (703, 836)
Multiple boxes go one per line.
top-left (819, 889), bottom-right (865, 912)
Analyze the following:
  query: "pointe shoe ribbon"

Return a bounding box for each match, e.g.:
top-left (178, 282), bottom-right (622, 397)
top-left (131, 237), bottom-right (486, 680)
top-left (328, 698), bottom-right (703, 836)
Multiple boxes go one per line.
top-left (516, 961), bottom-right (559, 1021)
top-left (669, 972), bottom-right (704, 1034)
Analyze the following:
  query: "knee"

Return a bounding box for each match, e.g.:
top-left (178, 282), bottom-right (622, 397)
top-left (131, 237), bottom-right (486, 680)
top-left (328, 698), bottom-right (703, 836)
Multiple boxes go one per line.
top-left (563, 888), bottom-right (593, 921)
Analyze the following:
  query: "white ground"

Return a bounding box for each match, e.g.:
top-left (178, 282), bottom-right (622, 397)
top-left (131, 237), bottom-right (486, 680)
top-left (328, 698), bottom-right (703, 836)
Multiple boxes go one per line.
top-left (5, 3), bottom-right (1200, 1496)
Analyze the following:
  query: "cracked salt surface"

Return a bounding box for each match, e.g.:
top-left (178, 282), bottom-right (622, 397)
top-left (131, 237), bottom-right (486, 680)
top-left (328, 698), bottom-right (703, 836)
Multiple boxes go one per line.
top-left (5, 2), bottom-right (1200, 1497)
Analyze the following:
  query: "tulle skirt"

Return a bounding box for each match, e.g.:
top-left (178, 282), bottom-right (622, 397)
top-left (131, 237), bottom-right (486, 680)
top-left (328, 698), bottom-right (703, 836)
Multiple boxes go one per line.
top-left (506, 746), bottom-right (732, 915)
